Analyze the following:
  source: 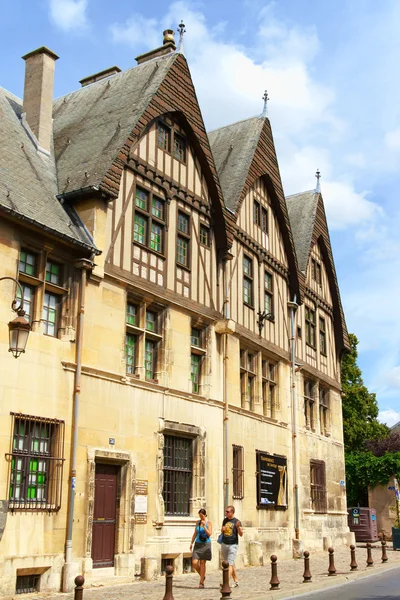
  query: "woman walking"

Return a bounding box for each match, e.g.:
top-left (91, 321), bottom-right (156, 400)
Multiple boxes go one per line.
top-left (190, 508), bottom-right (212, 588)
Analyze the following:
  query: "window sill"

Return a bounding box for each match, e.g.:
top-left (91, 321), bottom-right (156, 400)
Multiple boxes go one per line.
top-left (132, 242), bottom-right (166, 260)
top-left (176, 263), bottom-right (191, 272)
top-left (243, 303), bottom-right (254, 310)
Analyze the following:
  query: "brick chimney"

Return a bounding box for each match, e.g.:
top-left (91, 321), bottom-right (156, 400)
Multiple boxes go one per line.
top-left (21, 46), bottom-right (59, 154)
top-left (135, 30), bottom-right (176, 65)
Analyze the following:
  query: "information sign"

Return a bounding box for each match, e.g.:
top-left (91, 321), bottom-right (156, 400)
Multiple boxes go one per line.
top-left (256, 452), bottom-right (287, 509)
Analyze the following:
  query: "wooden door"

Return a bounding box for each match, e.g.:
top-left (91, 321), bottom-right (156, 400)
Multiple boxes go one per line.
top-left (92, 464), bottom-right (118, 567)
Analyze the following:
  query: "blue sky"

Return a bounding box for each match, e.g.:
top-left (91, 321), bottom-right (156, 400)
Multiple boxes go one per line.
top-left (2, 1), bottom-right (400, 425)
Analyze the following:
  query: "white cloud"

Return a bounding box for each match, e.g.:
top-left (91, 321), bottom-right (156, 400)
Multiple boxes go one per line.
top-left (49, 0), bottom-right (88, 31)
top-left (385, 128), bottom-right (400, 151)
top-left (110, 15), bottom-right (159, 50)
top-left (345, 153), bottom-right (366, 168)
top-left (378, 408), bottom-right (400, 427)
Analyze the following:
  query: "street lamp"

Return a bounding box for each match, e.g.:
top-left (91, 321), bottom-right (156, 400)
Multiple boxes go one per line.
top-left (0, 276), bottom-right (31, 358)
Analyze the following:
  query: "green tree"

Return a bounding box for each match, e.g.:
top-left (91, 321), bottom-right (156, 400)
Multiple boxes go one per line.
top-left (342, 333), bottom-right (388, 453)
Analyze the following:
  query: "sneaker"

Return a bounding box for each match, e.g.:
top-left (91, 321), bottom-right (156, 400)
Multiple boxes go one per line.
top-left (233, 581), bottom-right (239, 587)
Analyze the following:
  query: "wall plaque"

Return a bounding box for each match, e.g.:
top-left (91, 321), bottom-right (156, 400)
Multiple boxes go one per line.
top-left (256, 451), bottom-right (287, 509)
top-left (136, 480), bottom-right (148, 495)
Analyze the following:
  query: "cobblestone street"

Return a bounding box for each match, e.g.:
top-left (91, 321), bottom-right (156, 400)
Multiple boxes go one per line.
top-left (23, 543), bottom-right (400, 600)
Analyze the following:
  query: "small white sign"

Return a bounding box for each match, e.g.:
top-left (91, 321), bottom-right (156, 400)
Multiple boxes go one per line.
top-left (135, 495), bottom-right (148, 514)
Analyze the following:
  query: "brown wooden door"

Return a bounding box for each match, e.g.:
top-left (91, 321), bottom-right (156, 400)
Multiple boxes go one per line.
top-left (92, 464), bottom-right (118, 568)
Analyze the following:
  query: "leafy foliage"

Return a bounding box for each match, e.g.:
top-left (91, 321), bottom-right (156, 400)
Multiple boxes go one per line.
top-left (342, 333), bottom-right (389, 453)
top-left (342, 334), bottom-right (390, 504)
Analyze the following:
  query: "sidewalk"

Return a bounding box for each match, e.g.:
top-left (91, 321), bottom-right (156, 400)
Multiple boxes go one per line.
top-left (23, 543), bottom-right (400, 600)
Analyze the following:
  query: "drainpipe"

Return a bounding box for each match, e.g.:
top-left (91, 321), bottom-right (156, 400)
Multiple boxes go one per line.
top-left (288, 297), bottom-right (299, 539)
top-left (63, 258), bottom-right (93, 592)
top-left (223, 259), bottom-right (230, 508)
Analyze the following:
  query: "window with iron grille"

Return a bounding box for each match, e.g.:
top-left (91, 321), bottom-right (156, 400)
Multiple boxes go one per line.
top-left (243, 255), bottom-right (253, 306)
top-left (133, 186), bottom-right (165, 254)
top-left (16, 574), bottom-right (41, 594)
top-left (305, 305), bottom-right (316, 348)
top-left (304, 379), bottom-right (315, 430)
top-left (310, 459), bottom-right (327, 513)
top-left (232, 445), bottom-right (244, 499)
top-left (163, 435), bottom-right (192, 515)
top-left (8, 413), bottom-right (64, 512)
top-left (319, 317), bottom-right (327, 356)
top-left (319, 388), bottom-right (330, 436)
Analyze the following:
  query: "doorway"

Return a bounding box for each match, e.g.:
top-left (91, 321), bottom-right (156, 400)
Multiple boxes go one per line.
top-left (92, 463), bottom-right (119, 568)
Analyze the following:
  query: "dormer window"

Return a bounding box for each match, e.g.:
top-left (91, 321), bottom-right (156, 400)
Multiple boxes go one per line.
top-left (253, 200), bottom-right (268, 233)
top-left (173, 133), bottom-right (186, 162)
top-left (158, 122), bottom-right (171, 152)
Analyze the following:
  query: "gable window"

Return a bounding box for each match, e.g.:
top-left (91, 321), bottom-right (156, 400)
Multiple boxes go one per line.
top-left (173, 133), bottom-right (186, 162)
top-left (199, 224), bottom-right (210, 247)
top-left (133, 187), bottom-right (165, 254)
top-left (261, 207), bottom-right (268, 233)
top-left (240, 348), bottom-right (255, 410)
top-left (232, 445), bottom-right (244, 499)
top-left (304, 379), bottom-right (315, 430)
top-left (177, 211), bottom-right (190, 268)
top-left (253, 201), bottom-right (260, 226)
top-left (319, 388), bottom-right (330, 436)
top-left (262, 358), bottom-right (277, 418)
top-left (310, 459), bottom-right (327, 513)
top-left (163, 435), bottom-right (192, 515)
top-left (312, 258), bottom-right (322, 285)
top-left (305, 305), bottom-right (316, 348)
top-left (319, 317), bottom-right (327, 356)
top-left (243, 255), bottom-right (253, 306)
top-left (264, 271), bottom-right (274, 316)
top-left (158, 122), bottom-right (171, 152)
top-left (8, 413), bottom-right (64, 512)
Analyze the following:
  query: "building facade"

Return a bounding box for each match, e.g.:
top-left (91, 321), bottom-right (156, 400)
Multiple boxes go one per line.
top-left (0, 31), bottom-right (353, 596)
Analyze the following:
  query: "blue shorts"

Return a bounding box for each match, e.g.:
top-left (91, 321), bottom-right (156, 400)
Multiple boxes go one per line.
top-left (221, 543), bottom-right (238, 565)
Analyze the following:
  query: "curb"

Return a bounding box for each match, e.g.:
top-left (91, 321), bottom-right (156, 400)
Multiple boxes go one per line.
top-left (251, 562), bottom-right (400, 600)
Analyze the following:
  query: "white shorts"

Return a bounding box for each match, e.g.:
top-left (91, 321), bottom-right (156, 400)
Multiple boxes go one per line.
top-left (221, 543), bottom-right (238, 565)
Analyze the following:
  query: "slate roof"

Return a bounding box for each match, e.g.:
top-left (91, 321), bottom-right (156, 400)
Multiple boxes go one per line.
top-left (53, 53), bottom-right (178, 195)
top-left (208, 116), bottom-right (265, 213)
top-left (286, 190), bottom-right (318, 273)
top-left (0, 86), bottom-right (97, 252)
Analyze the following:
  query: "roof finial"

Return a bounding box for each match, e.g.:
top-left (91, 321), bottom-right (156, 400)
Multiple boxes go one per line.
top-left (262, 90), bottom-right (269, 117)
top-left (177, 20), bottom-right (186, 55)
top-left (315, 169), bottom-right (321, 193)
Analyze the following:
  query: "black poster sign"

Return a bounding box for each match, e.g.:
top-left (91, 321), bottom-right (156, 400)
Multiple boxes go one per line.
top-left (256, 451), bottom-right (287, 509)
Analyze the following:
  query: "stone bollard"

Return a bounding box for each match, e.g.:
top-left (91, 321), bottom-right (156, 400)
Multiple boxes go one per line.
top-left (350, 544), bottom-right (358, 570)
top-left (303, 551), bottom-right (312, 583)
top-left (366, 542), bottom-right (374, 567)
top-left (270, 555), bottom-right (280, 590)
top-left (328, 547), bottom-right (336, 576)
top-left (381, 540), bottom-right (388, 563)
top-left (74, 576), bottom-right (84, 600)
top-left (220, 560), bottom-right (231, 598)
top-left (163, 565), bottom-right (174, 600)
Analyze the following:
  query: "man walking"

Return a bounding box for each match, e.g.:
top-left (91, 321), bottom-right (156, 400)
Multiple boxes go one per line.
top-left (220, 505), bottom-right (243, 586)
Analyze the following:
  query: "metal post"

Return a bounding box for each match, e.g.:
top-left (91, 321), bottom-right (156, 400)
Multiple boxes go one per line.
top-left (288, 298), bottom-right (300, 539)
top-left (74, 576), bottom-right (84, 600)
top-left (303, 550), bottom-right (312, 582)
top-left (328, 547), bottom-right (336, 576)
top-left (381, 540), bottom-right (388, 562)
top-left (220, 560), bottom-right (231, 598)
top-left (270, 555), bottom-right (280, 590)
top-left (163, 565), bottom-right (174, 600)
top-left (350, 544), bottom-right (358, 570)
top-left (366, 542), bottom-right (374, 567)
